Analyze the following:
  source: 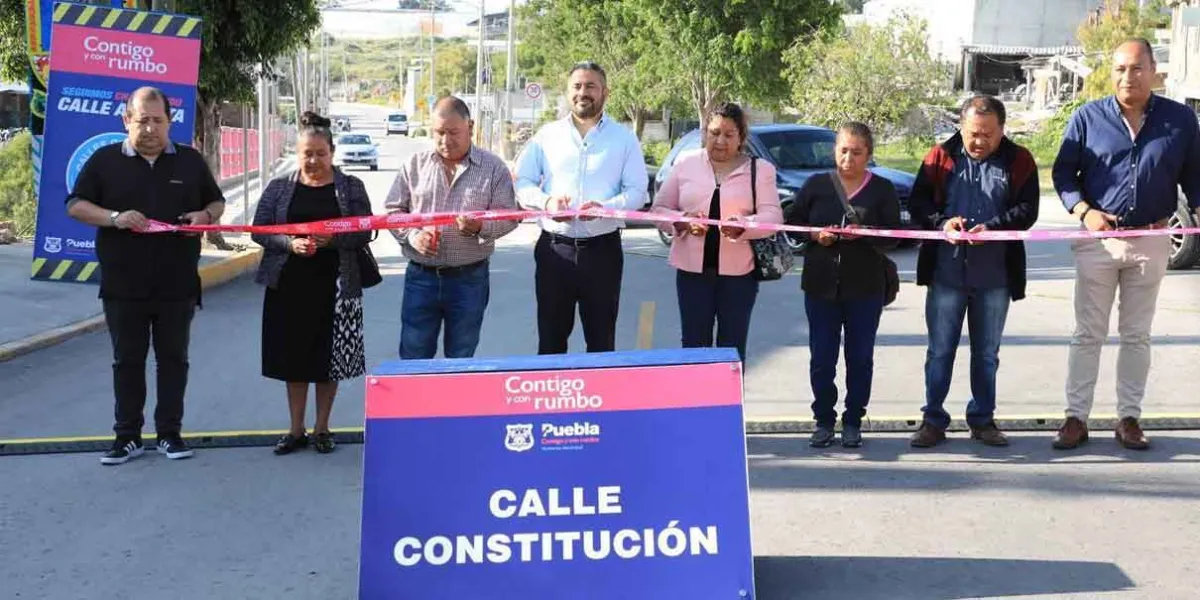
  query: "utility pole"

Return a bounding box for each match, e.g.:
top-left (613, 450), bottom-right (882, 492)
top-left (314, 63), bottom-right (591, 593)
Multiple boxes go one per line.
top-left (429, 2), bottom-right (437, 107)
top-left (504, 0), bottom-right (516, 157)
top-left (475, 0), bottom-right (485, 145)
top-left (321, 29), bottom-right (329, 114)
top-left (241, 105), bottom-right (249, 225)
top-left (258, 73), bottom-right (269, 198)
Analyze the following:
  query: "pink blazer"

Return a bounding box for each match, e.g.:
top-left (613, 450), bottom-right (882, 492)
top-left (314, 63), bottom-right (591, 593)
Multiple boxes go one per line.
top-left (651, 150), bottom-right (783, 276)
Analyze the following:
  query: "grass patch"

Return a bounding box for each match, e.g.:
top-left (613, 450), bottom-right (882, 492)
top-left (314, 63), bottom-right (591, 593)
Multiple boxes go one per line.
top-left (878, 139), bottom-right (1059, 196)
top-left (873, 141), bottom-right (923, 175)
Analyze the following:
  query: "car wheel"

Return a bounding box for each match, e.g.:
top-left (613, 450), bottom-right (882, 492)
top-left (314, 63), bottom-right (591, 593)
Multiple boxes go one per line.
top-left (1167, 204), bottom-right (1200, 270)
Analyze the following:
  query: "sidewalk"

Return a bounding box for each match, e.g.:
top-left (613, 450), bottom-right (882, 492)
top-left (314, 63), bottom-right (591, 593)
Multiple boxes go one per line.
top-left (0, 158), bottom-right (294, 362)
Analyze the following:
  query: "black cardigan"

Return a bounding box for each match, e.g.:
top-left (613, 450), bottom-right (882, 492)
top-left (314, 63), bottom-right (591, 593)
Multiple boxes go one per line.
top-left (784, 173), bottom-right (902, 302)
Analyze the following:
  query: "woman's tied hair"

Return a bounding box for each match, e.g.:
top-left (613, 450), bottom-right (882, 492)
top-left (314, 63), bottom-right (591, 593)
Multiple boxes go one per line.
top-left (299, 110), bottom-right (335, 151)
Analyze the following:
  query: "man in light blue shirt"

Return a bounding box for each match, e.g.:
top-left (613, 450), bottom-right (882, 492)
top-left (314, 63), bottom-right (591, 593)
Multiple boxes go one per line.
top-left (515, 61), bottom-right (648, 354)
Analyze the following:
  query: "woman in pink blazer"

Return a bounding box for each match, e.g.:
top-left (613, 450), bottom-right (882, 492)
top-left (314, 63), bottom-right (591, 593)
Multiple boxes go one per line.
top-left (651, 102), bottom-right (783, 361)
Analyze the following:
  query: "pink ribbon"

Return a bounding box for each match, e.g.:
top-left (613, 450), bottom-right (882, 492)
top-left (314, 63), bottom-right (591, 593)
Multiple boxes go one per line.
top-left (144, 208), bottom-right (1198, 242)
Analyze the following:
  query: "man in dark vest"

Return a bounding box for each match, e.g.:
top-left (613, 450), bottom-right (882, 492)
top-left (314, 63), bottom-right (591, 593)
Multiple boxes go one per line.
top-left (907, 94), bottom-right (1039, 448)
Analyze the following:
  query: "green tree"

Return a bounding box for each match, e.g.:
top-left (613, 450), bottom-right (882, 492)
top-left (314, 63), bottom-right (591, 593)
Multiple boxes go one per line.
top-left (519, 0), bottom-right (675, 138)
top-left (0, 1), bottom-right (321, 171)
top-left (0, 131), bottom-right (36, 236)
top-left (838, 0), bottom-right (866, 13)
top-left (158, 0), bottom-right (321, 173)
top-left (782, 12), bottom-right (952, 134)
top-left (0, 0), bottom-right (25, 82)
top-left (1077, 0), bottom-right (1170, 100)
top-left (642, 0), bottom-right (843, 123)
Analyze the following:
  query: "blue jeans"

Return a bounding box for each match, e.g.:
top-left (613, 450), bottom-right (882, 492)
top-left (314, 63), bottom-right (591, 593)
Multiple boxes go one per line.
top-left (400, 261), bottom-right (490, 359)
top-left (676, 270), bottom-right (759, 362)
top-left (805, 295), bottom-right (885, 428)
top-left (922, 284), bottom-right (1010, 429)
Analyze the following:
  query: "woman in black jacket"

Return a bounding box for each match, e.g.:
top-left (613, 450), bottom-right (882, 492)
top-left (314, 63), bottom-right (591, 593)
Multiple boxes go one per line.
top-left (252, 111), bottom-right (374, 455)
top-left (784, 122), bottom-right (901, 448)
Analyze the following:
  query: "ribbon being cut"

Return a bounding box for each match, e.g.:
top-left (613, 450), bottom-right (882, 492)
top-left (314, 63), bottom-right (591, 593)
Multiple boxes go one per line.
top-left (143, 208), bottom-right (1198, 242)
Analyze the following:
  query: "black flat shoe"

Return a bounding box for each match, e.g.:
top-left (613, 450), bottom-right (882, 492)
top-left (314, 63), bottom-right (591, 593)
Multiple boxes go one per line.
top-left (274, 433), bottom-right (309, 455)
top-left (313, 432), bottom-right (336, 454)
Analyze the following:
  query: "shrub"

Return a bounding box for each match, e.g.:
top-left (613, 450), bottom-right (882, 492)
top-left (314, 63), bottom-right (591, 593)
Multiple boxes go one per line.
top-left (0, 132), bottom-right (36, 238)
top-left (642, 141), bottom-right (671, 166)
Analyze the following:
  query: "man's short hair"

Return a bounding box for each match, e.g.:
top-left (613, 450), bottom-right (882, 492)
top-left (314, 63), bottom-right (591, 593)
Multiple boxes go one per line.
top-left (568, 61), bottom-right (607, 85)
top-left (125, 86), bottom-right (171, 117)
top-left (960, 95), bottom-right (1007, 127)
top-left (1116, 37), bottom-right (1156, 63)
top-left (433, 95), bottom-right (471, 121)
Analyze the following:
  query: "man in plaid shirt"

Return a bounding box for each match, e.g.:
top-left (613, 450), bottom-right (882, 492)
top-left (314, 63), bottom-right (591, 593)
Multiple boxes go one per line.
top-left (384, 96), bottom-right (518, 358)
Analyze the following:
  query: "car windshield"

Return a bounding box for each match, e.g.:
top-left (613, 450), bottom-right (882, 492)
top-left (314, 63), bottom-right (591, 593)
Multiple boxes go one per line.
top-left (388, 114), bottom-right (406, 122)
top-left (756, 130), bottom-right (837, 170)
top-left (338, 135), bottom-right (371, 145)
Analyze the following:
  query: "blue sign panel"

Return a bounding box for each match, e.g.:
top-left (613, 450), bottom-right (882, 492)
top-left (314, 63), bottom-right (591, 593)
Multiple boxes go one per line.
top-left (359, 348), bottom-right (756, 599)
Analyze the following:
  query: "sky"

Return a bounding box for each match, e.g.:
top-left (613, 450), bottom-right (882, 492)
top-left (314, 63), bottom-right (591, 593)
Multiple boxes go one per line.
top-left (319, 0), bottom-right (525, 40)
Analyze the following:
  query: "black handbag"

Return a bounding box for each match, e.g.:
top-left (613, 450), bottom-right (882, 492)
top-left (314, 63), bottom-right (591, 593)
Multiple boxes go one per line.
top-left (358, 230), bottom-right (383, 289)
top-left (747, 158), bottom-right (795, 281)
top-left (829, 173), bottom-right (899, 306)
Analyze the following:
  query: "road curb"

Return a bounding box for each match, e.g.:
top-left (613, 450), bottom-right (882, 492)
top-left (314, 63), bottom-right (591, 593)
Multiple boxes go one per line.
top-left (744, 415), bottom-right (1200, 434)
top-left (0, 248), bottom-right (262, 364)
top-left (4, 414), bottom-right (1200, 456)
top-left (198, 247), bottom-right (262, 289)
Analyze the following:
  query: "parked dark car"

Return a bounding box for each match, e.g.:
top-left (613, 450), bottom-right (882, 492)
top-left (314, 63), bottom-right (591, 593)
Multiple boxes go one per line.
top-left (650, 124), bottom-right (917, 250)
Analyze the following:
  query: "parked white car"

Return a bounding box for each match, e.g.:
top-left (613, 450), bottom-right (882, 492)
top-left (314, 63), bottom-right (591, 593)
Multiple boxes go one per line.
top-left (385, 112), bottom-right (409, 136)
top-left (333, 133), bottom-right (379, 171)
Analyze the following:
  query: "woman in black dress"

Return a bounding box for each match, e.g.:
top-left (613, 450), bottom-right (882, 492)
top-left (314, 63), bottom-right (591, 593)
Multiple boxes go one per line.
top-left (252, 112), bottom-right (374, 455)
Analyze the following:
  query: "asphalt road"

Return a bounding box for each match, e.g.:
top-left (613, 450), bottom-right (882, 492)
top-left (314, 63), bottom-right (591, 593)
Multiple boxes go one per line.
top-left (1, 102), bottom-right (1197, 441)
top-left (2, 102), bottom-right (1199, 599)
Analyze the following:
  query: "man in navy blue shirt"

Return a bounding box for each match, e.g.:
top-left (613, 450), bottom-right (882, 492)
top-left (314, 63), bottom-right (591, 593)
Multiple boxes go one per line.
top-left (1052, 38), bottom-right (1200, 451)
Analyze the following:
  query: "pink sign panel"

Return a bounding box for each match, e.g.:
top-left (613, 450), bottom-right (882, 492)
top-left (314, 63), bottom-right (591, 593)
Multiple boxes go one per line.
top-left (48, 24), bottom-right (200, 86)
top-left (366, 363), bottom-right (744, 420)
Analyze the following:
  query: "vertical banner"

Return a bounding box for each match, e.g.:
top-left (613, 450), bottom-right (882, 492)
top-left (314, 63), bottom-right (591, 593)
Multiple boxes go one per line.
top-left (31, 2), bottom-right (201, 283)
top-left (24, 1), bottom-right (135, 280)
top-left (359, 348), bottom-right (757, 599)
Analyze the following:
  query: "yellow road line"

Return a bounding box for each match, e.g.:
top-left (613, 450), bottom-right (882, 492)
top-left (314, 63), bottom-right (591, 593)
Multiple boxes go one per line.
top-left (0, 427), bottom-right (366, 445)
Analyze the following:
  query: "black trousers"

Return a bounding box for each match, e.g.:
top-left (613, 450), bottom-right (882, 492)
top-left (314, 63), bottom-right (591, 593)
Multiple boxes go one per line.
top-left (534, 230), bottom-right (624, 354)
top-left (676, 270), bottom-right (759, 363)
top-left (102, 299), bottom-right (196, 439)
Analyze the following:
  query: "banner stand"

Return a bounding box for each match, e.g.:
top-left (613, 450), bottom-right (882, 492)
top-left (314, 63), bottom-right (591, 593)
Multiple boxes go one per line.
top-left (358, 347), bottom-right (757, 599)
top-left (31, 2), bottom-right (202, 283)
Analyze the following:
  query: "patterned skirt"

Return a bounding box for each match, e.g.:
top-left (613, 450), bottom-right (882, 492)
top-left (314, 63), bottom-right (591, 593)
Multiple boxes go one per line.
top-left (262, 253), bottom-right (365, 383)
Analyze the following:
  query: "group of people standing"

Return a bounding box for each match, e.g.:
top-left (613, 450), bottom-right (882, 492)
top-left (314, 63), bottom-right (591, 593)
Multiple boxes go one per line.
top-left (68, 36), bottom-right (1198, 466)
top-left (787, 38), bottom-right (1199, 451)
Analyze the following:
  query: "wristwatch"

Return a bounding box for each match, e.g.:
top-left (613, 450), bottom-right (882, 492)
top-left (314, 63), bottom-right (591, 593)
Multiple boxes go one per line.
top-left (109, 211), bottom-right (121, 227)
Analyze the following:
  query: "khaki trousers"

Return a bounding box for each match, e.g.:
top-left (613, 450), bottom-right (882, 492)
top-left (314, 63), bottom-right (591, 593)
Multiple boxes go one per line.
top-left (1065, 234), bottom-right (1171, 420)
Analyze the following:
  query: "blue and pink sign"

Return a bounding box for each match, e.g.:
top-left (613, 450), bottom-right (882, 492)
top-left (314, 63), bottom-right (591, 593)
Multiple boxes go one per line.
top-left (32, 3), bottom-right (201, 281)
top-left (359, 348), bottom-right (757, 599)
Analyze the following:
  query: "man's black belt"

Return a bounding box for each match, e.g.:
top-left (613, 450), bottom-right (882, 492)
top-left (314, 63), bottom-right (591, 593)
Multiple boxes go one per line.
top-left (408, 259), bottom-right (487, 276)
top-left (543, 230), bottom-right (620, 247)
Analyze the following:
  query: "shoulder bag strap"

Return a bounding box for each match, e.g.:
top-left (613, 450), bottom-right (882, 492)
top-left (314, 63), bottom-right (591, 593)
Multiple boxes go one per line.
top-left (828, 172), bottom-right (861, 225)
top-left (749, 156), bottom-right (757, 214)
